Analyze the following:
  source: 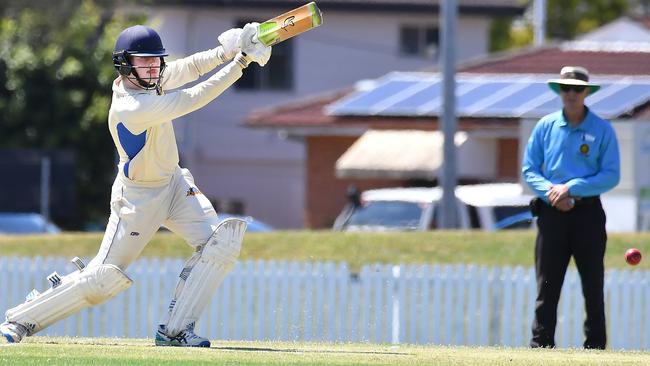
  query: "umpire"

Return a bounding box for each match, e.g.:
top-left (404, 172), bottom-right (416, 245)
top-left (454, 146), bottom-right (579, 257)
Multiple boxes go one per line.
top-left (522, 66), bottom-right (620, 349)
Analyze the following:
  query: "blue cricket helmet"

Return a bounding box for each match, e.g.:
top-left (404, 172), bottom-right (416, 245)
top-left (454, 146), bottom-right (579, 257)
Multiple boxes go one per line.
top-left (114, 25), bottom-right (168, 58)
top-left (112, 25), bottom-right (169, 91)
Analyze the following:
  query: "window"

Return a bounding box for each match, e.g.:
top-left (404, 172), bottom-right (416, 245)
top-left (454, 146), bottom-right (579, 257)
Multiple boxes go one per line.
top-left (346, 201), bottom-right (425, 230)
top-left (400, 25), bottom-right (438, 59)
top-left (235, 20), bottom-right (294, 91)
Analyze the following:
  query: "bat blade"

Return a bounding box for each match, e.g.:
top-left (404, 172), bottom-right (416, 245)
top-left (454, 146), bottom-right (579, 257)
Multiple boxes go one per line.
top-left (257, 2), bottom-right (323, 46)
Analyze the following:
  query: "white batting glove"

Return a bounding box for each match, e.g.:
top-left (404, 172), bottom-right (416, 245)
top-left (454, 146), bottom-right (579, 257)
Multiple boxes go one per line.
top-left (217, 28), bottom-right (242, 61)
top-left (238, 22), bottom-right (272, 67)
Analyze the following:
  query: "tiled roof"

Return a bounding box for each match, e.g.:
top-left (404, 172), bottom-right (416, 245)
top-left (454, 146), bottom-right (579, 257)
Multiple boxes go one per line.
top-left (154, 0), bottom-right (525, 14)
top-left (459, 45), bottom-right (650, 75)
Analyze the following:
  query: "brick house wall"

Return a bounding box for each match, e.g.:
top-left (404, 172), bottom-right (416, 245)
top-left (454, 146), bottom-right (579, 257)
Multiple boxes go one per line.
top-left (305, 136), bottom-right (404, 228)
top-left (498, 138), bottom-right (519, 180)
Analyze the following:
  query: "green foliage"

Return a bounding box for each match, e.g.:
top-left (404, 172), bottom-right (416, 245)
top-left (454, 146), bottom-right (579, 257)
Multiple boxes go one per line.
top-left (488, 18), bottom-right (513, 53)
top-left (546, 0), bottom-right (628, 40)
top-left (490, 0), bottom-right (629, 52)
top-left (0, 1), bottom-right (145, 228)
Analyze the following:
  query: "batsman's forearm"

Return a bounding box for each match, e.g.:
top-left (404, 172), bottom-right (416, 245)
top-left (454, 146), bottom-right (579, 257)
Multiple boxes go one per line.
top-left (162, 46), bottom-right (229, 90)
top-left (118, 61), bottom-right (243, 132)
top-left (170, 61), bottom-right (244, 116)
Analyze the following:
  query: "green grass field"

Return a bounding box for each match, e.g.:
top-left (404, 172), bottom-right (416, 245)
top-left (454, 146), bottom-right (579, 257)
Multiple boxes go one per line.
top-left (1, 230), bottom-right (650, 271)
top-left (1, 337), bottom-right (649, 365)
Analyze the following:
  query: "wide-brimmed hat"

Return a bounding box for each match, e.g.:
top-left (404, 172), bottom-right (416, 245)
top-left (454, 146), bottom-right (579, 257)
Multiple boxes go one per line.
top-left (547, 66), bottom-right (600, 95)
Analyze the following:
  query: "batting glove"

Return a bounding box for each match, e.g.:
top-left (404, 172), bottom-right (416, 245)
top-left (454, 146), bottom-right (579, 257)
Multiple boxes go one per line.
top-left (217, 27), bottom-right (242, 61)
top-left (239, 22), bottom-right (272, 67)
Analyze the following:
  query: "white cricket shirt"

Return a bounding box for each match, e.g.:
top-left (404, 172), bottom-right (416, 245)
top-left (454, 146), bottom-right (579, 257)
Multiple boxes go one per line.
top-left (108, 48), bottom-right (243, 186)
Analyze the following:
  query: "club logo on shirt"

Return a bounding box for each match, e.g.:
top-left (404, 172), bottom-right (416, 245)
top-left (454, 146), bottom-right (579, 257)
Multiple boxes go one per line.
top-left (579, 143), bottom-right (590, 155)
top-left (186, 187), bottom-right (202, 197)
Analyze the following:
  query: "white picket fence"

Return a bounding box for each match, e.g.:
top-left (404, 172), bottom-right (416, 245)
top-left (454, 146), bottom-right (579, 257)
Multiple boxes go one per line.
top-left (1, 256), bottom-right (649, 349)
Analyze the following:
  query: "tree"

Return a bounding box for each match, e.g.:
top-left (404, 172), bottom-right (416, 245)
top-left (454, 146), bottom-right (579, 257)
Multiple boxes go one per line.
top-left (0, 0), bottom-right (145, 228)
top-left (490, 0), bottom-right (629, 52)
top-left (546, 0), bottom-right (628, 40)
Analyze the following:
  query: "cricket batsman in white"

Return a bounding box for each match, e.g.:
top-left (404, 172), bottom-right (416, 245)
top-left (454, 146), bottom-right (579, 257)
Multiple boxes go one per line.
top-left (1, 23), bottom-right (271, 347)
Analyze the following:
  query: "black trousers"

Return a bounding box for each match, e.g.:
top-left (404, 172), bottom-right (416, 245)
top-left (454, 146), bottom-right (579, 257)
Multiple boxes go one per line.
top-left (530, 198), bottom-right (607, 349)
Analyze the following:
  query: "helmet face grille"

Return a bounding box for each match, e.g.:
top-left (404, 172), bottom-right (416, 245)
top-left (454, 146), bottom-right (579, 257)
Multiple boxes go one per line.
top-left (112, 51), bottom-right (133, 76)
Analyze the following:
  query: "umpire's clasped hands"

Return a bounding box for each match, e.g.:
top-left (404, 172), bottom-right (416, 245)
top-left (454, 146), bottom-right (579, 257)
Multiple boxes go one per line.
top-left (546, 184), bottom-right (574, 212)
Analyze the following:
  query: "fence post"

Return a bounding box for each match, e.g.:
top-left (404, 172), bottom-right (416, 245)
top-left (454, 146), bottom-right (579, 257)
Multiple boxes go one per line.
top-left (391, 265), bottom-right (400, 344)
top-left (337, 262), bottom-right (349, 342)
top-left (501, 266), bottom-right (512, 346)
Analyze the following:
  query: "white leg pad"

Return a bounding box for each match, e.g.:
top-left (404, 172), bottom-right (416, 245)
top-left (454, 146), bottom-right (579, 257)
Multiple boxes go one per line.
top-left (5, 264), bottom-right (132, 335)
top-left (166, 218), bottom-right (246, 335)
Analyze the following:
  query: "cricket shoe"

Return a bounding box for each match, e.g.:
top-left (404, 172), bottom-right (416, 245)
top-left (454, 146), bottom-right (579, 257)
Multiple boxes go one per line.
top-left (0, 321), bottom-right (28, 343)
top-left (155, 322), bottom-right (210, 347)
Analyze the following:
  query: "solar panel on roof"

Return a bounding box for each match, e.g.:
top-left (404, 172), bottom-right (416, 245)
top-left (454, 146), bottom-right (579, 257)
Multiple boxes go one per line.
top-left (456, 80), bottom-right (533, 117)
top-left (521, 96), bottom-right (562, 117)
top-left (590, 84), bottom-right (650, 117)
top-left (476, 83), bottom-right (551, 117)
top-left (369, 80), bottom-right (439, 115)
top-left (378, 82), bottom-right (441, 115)
top-left (329, 79), bottom-right (419, 115)
top-left (326, 73), bottom-right (650, 119)
top-left (455, 82), bottom-right (513, 110)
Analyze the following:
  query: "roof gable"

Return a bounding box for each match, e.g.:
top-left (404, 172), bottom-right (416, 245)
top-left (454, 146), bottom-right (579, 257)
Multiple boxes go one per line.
top-left (459, 46), bottom-right (650, 75)
top-left (578, 16), bottom-right (650, 42)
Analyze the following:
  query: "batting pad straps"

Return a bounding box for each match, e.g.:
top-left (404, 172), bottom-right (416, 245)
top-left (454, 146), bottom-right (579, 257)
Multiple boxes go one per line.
top-left (5, 264), bottom-right (132, 335)
top-left (165, 218), bottom-right (247, 336)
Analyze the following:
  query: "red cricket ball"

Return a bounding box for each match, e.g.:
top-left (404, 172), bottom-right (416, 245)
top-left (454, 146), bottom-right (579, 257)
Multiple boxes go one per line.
top-left (625, 248), bottom-right (642, 266)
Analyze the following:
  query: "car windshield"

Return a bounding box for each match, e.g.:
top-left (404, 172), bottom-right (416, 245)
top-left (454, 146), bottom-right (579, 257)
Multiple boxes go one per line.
top-left (347, 201), bottom-right (424, 229)
top-left (493, 205), bottom-right (531, 229)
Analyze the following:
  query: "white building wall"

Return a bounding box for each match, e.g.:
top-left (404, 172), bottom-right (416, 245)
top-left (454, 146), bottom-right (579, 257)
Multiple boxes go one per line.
top-left (145, 6), bottom-right (493, 228)
top-left (458, 137), bottom-right (497, 180)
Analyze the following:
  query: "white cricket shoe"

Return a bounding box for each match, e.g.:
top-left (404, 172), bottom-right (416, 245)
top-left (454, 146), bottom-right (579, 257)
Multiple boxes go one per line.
top-left (0, 321), bottom-right (28, 343)
top-left (155, 322), bottom-right (210, 347)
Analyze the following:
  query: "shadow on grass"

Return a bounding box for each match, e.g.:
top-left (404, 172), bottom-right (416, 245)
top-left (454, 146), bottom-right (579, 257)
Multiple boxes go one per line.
top-left (215, 346), bottom-right (412, 356)
top-left (33, 338), bottom-right (413, 356)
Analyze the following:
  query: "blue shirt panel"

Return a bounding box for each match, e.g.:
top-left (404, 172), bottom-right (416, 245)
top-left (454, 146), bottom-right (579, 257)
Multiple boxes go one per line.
top-left (522, 109), bottom-right (620, 200)
top-left (117, 122), bottom-right (146, 178)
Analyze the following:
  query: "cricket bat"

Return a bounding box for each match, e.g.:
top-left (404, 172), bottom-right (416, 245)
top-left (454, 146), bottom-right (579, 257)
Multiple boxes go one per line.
top-left (257, 2), bottom-right (323, 46)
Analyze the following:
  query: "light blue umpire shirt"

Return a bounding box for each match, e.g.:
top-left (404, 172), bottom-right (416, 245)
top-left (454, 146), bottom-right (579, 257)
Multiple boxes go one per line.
top-left (522, 107), bottom-right (620, 202)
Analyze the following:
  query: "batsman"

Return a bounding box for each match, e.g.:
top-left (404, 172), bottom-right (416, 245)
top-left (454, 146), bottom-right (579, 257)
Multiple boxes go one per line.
top-left (1, 22), bottom-right (271, 347)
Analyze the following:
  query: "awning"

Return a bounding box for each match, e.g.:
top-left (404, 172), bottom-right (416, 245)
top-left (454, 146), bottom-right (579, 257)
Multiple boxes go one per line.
top-left (335, 130), bottom-right (468, 179)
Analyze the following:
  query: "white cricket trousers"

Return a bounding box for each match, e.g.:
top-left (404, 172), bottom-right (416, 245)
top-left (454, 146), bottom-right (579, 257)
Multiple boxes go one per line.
top-left (89, 167), bottom-right (219, 269)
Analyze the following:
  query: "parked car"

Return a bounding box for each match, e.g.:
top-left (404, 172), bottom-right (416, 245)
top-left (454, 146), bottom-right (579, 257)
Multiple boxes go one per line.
top-left (0, 213), bottom-right (61, 234)
top-left (333, 183), bottom-right (534, 232)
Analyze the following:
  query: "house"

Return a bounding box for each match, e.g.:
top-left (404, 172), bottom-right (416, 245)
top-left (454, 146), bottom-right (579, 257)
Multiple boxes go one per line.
top-left (139, 0), bottom-right (525, 228)
top-left (247, 28), bottom-right (650, 228)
